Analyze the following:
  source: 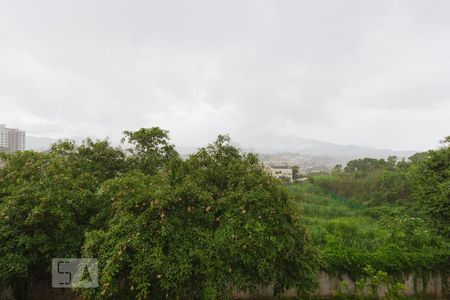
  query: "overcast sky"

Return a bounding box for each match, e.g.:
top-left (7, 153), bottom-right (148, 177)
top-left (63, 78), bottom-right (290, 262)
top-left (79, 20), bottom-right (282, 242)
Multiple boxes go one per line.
top-left (1, 0), bottom-right (449, 151)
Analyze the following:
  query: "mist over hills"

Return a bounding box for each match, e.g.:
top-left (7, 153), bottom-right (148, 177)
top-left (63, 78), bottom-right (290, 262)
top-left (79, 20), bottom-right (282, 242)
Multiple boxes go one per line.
top-left (26, 134), bottom-right (416, 161)
top-left (239, 135), bottom-right (416, 158)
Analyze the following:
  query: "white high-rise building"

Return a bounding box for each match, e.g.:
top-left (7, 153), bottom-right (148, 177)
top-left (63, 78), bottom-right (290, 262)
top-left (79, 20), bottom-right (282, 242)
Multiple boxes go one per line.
top-left (0, 124), bottom-right (26, 152)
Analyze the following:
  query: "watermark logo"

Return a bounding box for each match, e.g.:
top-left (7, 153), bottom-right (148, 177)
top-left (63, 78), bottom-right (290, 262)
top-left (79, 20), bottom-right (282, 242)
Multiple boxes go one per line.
top-left (52, 258), bottom-right (98, 288)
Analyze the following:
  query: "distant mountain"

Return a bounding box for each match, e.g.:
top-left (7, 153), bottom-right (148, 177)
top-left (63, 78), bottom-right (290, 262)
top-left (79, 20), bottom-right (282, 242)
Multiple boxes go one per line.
top-left (239, 135), bottom-right (416, 159)
top-left (26, 134), bottom-right (417, 167)
top-left (235, 135), bottom-right (418, 172)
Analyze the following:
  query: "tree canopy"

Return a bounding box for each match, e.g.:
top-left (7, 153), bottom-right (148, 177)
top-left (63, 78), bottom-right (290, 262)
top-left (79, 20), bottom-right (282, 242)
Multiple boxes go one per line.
top-left (312, 136), bottom-right (450, 237)
top-left (0, 139), bottom-right (125, 298)
top-left (82, 134), bottom-right (318, 299)
top-left (0, 129), bottom-right (318, 300)
top-left (411, 136), bottom-right (450, 236)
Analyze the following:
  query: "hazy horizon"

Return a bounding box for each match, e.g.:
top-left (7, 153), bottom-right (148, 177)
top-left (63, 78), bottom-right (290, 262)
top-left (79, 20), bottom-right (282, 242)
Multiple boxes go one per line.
top-left (1, 0), bottom-right (449, 151)
top-left (25, 133), bottom-right (420, 158)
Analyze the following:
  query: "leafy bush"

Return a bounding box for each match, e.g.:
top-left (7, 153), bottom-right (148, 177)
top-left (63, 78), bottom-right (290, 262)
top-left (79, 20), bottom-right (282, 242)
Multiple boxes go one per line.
top-left (287, 182), bottom-right (449, 291)
top-left (0, 139), bottom-right (125, 298)
top-left (80, 133), bottom-right (319, 299)
top-left (411, 136), bottom-right (450, 236)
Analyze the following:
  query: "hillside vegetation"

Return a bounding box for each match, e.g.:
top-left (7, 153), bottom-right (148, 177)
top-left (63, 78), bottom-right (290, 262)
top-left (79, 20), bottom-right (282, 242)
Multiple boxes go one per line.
top-left (289, 183), bottom-right (448, 279)
top-left (0, 129), bottom-right (448, 300)
top-left (286, 138), bottom-right (449, 298)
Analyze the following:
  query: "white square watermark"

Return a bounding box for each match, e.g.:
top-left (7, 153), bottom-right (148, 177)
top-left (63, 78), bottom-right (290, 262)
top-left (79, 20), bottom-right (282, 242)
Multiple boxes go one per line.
top-left (52, 258), bottom-right (98, 288)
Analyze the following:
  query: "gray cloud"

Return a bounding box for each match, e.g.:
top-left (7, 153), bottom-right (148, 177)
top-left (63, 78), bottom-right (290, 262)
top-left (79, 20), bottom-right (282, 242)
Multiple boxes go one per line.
top-left (0, 0), bottom-right (449, 151)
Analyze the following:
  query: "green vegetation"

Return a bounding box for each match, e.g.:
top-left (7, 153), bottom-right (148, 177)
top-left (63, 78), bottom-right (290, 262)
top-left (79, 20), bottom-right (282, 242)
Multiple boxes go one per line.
top-left (0, 130), bottom-right (448, 299)
top-left (0, 139), bottom-right (125, 298)
top-left (285, 137), bottom-right (450, 298)
top-left (310, 137), bottom-right (450, 238)
top-left (288, 183), bottom-right (449, 278)
top-left (0, 129), bottom-right (318, 300)
top-left (411, 136), bottom-right (450, 236)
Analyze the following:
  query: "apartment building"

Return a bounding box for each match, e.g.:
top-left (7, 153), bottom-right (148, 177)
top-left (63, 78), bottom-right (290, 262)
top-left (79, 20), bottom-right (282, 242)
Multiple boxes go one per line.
top-left (0, 124), bottom-right (26, 152)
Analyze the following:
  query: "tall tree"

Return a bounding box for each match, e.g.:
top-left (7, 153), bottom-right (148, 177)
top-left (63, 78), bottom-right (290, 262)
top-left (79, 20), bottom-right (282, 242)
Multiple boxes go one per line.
top-left (412, 136), bottom-right (450, 236)
top-left (121, 127), bottom-right (178, 175)
top-left (292, 165), bottom-right (300, 180)
top-left (0, 139), bottom-right (125, 299)
top-left (82, 134), bottom-right (318, 299)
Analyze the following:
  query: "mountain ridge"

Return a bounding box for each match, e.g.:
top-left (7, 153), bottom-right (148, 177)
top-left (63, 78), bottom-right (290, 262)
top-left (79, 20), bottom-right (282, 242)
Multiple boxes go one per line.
top-left (26, 134), bottom-right (416, 160)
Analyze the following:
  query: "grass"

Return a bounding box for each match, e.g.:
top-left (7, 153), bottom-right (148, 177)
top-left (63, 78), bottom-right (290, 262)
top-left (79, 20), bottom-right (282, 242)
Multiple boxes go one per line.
top-left (287, 183), bottom-right (384, 249)
top-left (237, 183), bottom-right (448, 299)
top-left (285, 182), bottom-right (449, 292)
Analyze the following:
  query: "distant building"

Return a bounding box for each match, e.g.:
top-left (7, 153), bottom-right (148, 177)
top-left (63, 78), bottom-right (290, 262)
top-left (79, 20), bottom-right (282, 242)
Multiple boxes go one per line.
top-left (266, 163), bottom-right (293, 182)
top-left (0, 124), bottom-right (26, 152)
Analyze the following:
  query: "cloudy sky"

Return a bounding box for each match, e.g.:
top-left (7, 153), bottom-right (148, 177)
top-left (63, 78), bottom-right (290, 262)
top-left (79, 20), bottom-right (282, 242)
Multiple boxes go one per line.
top-left (1, 0), bottom-right (449, 151)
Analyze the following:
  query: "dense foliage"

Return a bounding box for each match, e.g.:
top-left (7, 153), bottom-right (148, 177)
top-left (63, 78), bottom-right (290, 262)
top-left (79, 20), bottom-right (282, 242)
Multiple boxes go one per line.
top-left (296, 137), bottom-right (450, 296)
top-left (81, 135), bottom-right (318, 299)
top-left (411, 137), bottom-right (450, 236)
top-left (0, 129), bottom-right (318, 299)
top-left (0, 139), bottom-right (125, 298)
top-left (289, 184), bottom-right (449, 279)
top-left (0, 130), bottom-right (448, 299)
top-left (312, 137), bottom-right (450, 237)
top-left (312, 157), bottom-right (412, 205)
